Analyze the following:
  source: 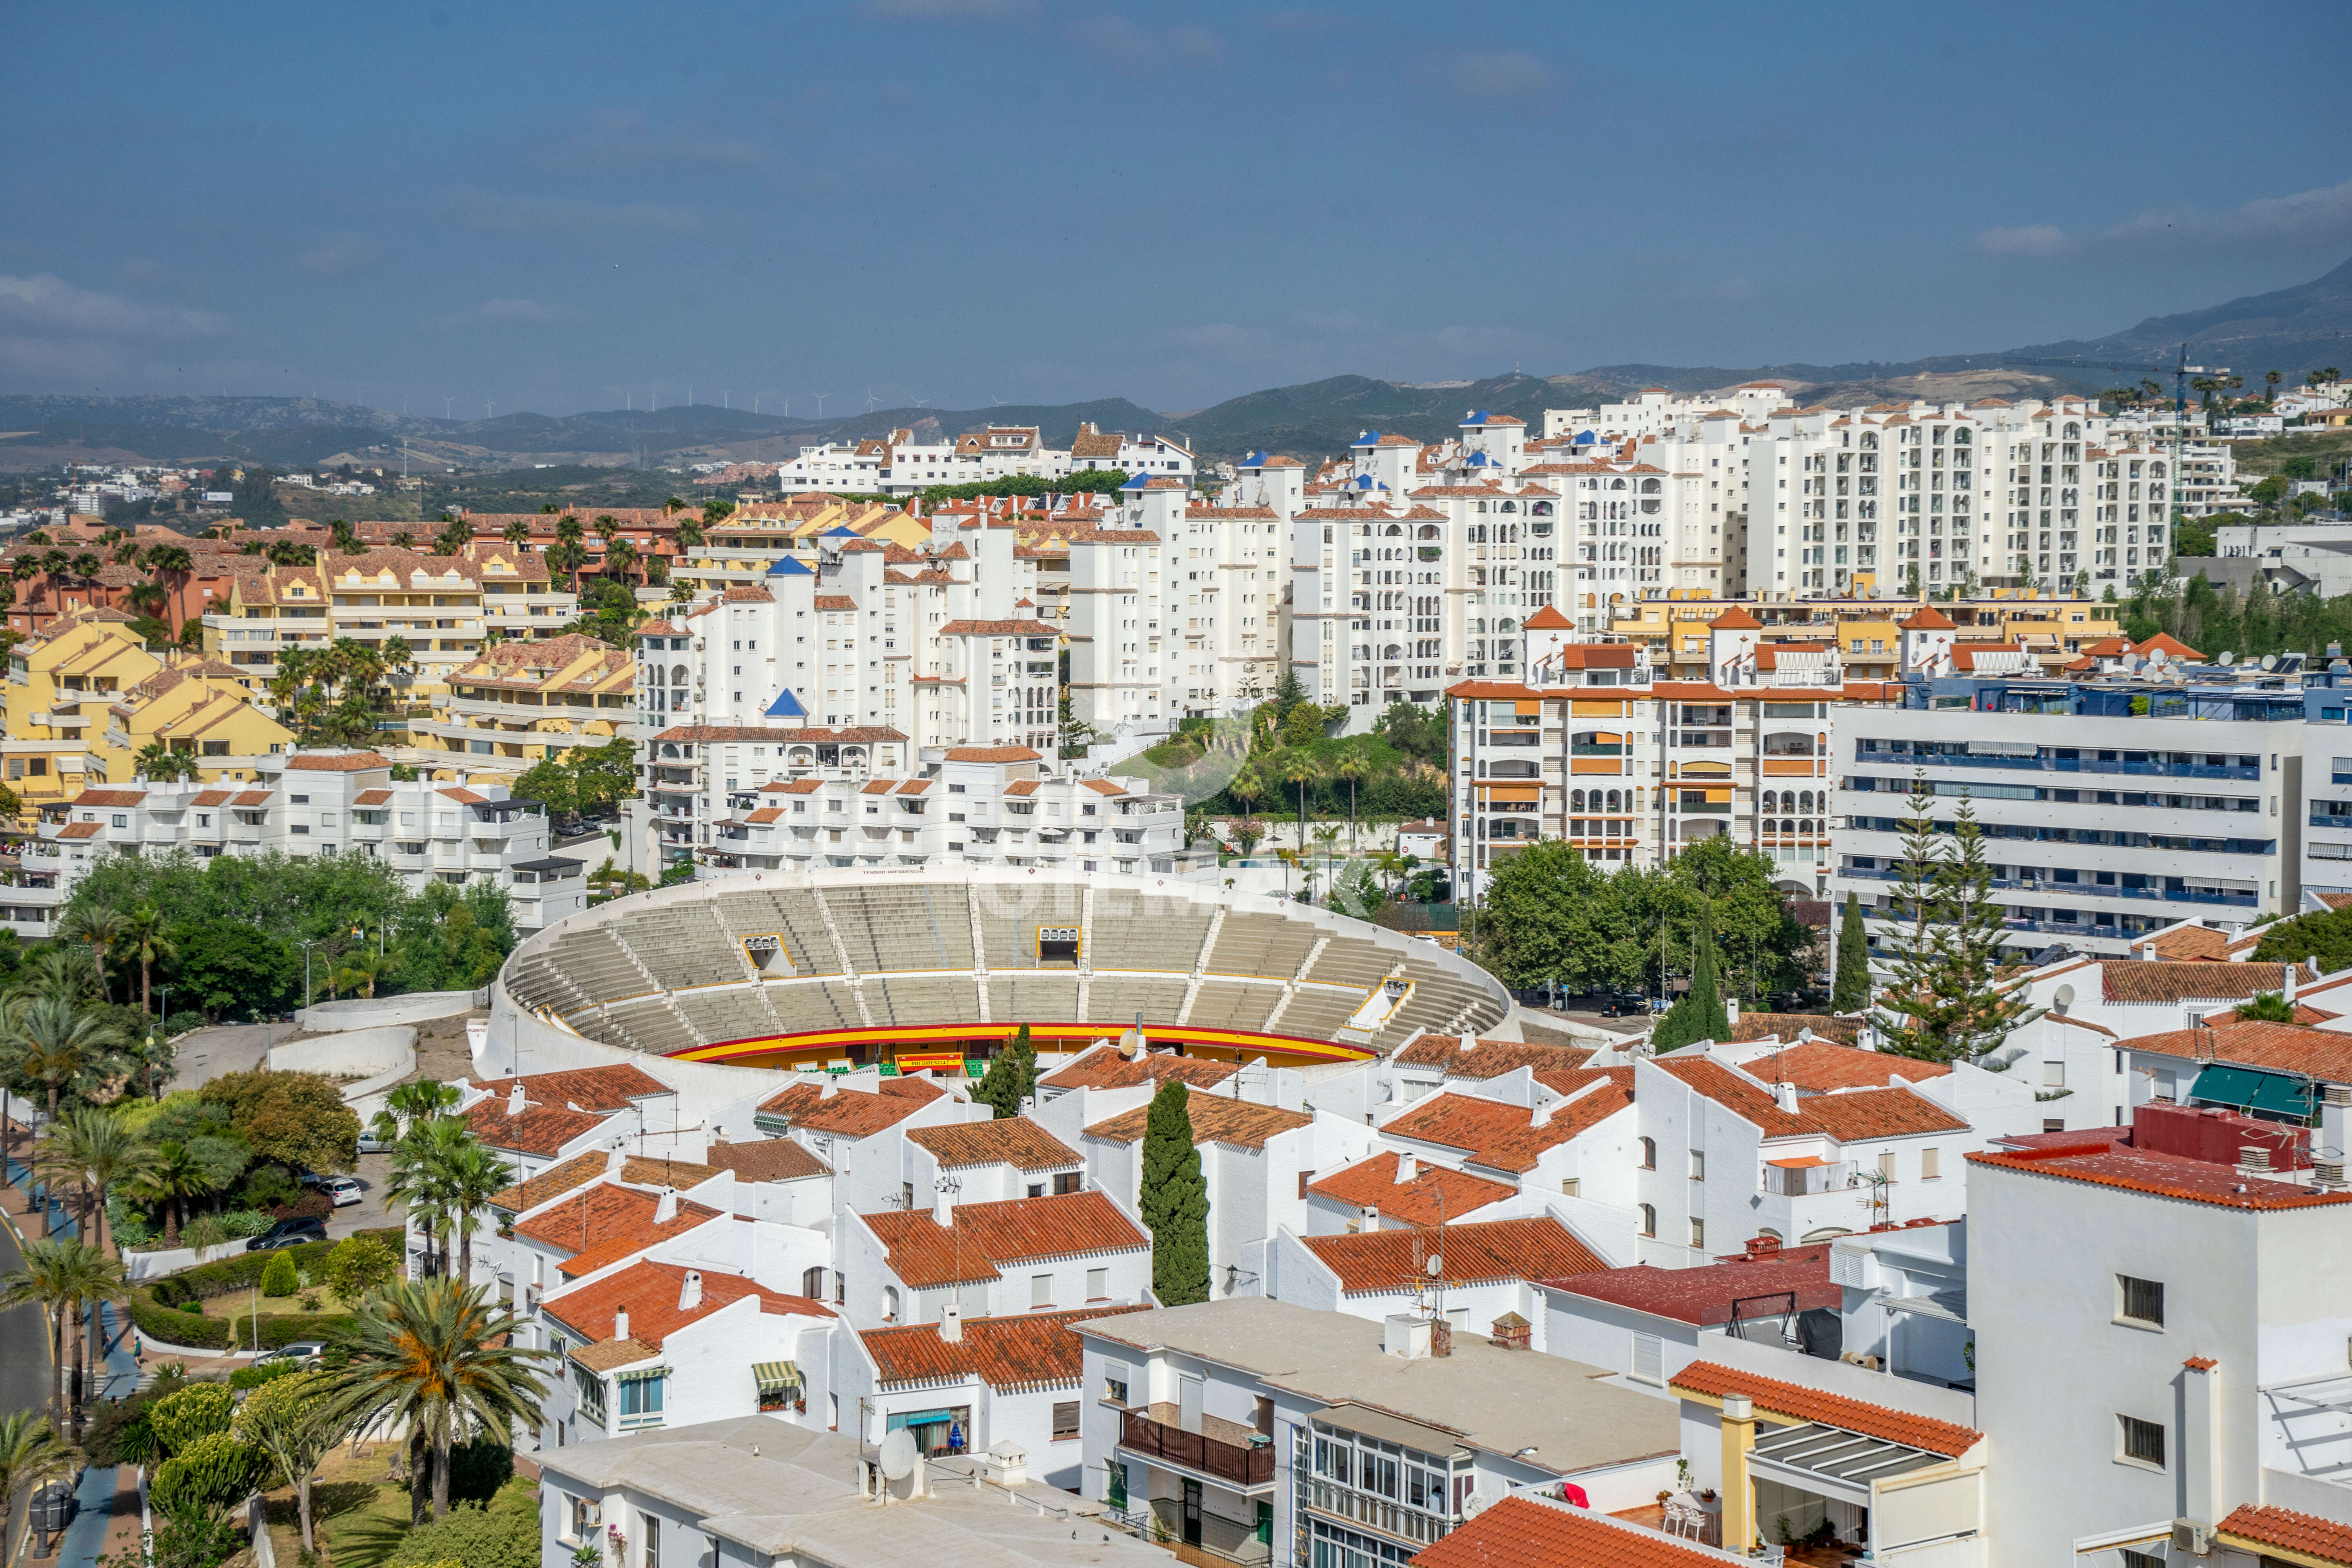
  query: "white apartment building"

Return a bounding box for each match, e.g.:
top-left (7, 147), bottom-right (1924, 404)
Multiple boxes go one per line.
top-left (18, 749), bottom-right (584, 934)
top-left (1830, 665), bottom-right (2305, 960)
top-left (776, 425), bottom-right (1119, 497)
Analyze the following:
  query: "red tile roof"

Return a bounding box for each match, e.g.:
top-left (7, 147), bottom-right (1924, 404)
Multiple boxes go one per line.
top-left (487, 1153), bottom-right (718, 1213)
top-left (1543, 1247), bottom-right (1836, 1327)
top-left (702, 1139), bottom-right (831, 1182)
top-left (862, 1190), bottom-right (1147, 1289)
top-left (1655, 1056), bottom-right (1966, 1140)
top-left (1668, 1360), bottom-right (1980, 1457)
top-left (1740, 1042), bottom-right (1948, 1091)
top-left (2220, 1505), bottom-right (2352, 1566)
top-left (906, 1117), bottom-right (1082, 1171)
top-left (472, 1063), bottom-right (670, 1111)
top-left (1393, 1035), bottom-right (1595, 1079)
top-left (861, 1305), bottom-right (1143, 1393)
top-left (541, 1259), bottom-right (831, 1352)
top-left (1381, 1086), bottom-right (1633, 1174)
top-left (943, 745), bottom-right (1042, 762)
top-left (1306, 1152), bottom-right (1515, 1228)
top-left (1728, 1012), bottom-right (1864, 1047)
top-left (284, 751), bottom-right (392, 771)
top-left (463, 1097), bottom-right (611, 1159)
top-left (1970, 1137), bottom-right (2352, 1211)
top-left (1408, 1494), bottom-right (1732, 1568)
top-left (1083, 1092), bottom-right (1312, 1151)
top-left (2103, 960), bottom-right (2298, 1005)
top-left (756, 1075), bottom-right (946, 1137)
top-left (1302, 1216), bottom-right (1608, 1294)
top-left (2110, 1018), bottom-right (2352, 1083)
top-left (513, 1182), bottom-right (721, 1271)
top-left (1039, 1045), bottom-right (1238, 1092)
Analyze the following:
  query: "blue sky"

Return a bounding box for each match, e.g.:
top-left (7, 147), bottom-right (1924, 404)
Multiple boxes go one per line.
top-left (3, 0), bottom-right (2349, 417)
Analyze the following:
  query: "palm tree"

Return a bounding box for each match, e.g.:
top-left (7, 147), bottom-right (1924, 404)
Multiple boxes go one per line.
top-left (1279, 750), bottom-right (1321, 856)
top-left (54, 904), bottom-right (123, 1003)
top-left (8, 944), bottom-right (96, 1009)
top-left (126, 1140), bottom-right (220, 1246)
top-left (332, 951), bottom-right (385, 1000)
top-left (9, 998), bottom-right (115, 1128)
top-left (383, 1114), bottom-right (468, 1275)
top-left (502, 519), bottom-right (531, 549)
top-left (371, 1080), bottom-right (461, 1146)
top-left (1, 1238), bottom-right (122, 1433)
top-left (605, 536), bottom-right (639, 586)
top-left (434, 1137), bottom-right (513, 1283)
top-left (118, 903), bottom-right (175, 1017)
top-left (1229, 766), bottom-right (1265, 818)
top-left (0, 1410), bottom-right (76, 1568)
top-left (33, 1106), bottom-right (160, 1258)
top-left (325, 1278), bottom-right (550, 1522)
top-left (1333, 752), bottom-right (1367, 849)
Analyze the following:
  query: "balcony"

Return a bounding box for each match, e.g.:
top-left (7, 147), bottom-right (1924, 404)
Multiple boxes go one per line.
top-left (1118, 1406), bottom-right (1275, 1488)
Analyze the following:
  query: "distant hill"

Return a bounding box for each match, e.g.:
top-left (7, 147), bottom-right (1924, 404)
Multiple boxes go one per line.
top-left (5, 255), bottom-right (2348, 475)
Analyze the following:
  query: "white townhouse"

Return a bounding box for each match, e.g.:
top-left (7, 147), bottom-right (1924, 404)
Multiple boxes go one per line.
top-left (838, 1187), bottom-right (1155, 1332)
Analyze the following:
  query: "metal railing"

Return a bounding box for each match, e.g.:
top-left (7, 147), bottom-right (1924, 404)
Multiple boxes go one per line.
top-left (1118, 1408), bottom-right (1275, 1486)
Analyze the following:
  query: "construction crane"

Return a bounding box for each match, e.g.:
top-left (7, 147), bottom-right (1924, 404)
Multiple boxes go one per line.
top-left (1953, 343), bottom-right (2229, 559)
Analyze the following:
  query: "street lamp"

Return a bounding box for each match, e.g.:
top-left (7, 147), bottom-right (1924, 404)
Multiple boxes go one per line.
top-left (299, 938), bottom-right (319, 1008)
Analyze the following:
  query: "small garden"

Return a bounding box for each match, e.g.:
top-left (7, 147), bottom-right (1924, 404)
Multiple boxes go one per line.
top-left (129, 1230), bottom-right (403, 1352)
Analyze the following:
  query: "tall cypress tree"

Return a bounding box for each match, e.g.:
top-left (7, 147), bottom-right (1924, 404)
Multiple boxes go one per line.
top-left (973, 1023), bottom-right (1040, 1119)
top-left (1831, 893), bottom-right (1871, 1013)
top-left (1138, 1080), bottom-right (1209, 1306)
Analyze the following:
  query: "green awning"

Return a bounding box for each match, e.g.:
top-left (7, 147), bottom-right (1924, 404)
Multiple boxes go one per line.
top-left (2189, 1065), bottom-right (2314, 1121)
top-left (752, 1361), bottom-right (800, 1395)
top-left (613, 1365), bottom-right (667, 1383)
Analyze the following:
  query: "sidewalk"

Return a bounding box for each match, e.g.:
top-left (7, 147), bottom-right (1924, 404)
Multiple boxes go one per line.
top-left (31, 1306), bottom-right (146, 1568)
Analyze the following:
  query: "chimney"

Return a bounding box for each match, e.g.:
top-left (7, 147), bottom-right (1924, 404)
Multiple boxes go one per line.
top-left (2141, 943), bottom-right (2156, 961)
top-left (940, 1301), bottom-right (963, 1343)
top-left (933, 1181), bottom-right (955, 1227)
top-left (604, 1145), bottom-right (625, 1176)
top-left (1773, 1082), bottom-right (1799, 1114)
top-left (1725, 996), bottom-right (1741, 1027)
top-left (506, 1081), bottom-right (526, 1116)
top-left (677, 1269), bottom-right (702, 1310)
top-left (1362, 1205), bottom-right (1381, 1233)
top-left (1394, 1152), bottom-right (1418, 1185)
top-left (654, 1187), bottom-right (678, 1224)
top-left (2286, 964), bottom-right (2301, 1004)
top-left (1746, 1234), bottom-right (1782, 1260)
top-left (613, 1306), bottom-right (630, 1341)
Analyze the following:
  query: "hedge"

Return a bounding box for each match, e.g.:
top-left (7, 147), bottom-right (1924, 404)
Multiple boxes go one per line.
top-left (147, 1241), bottom-right (335, 1307)
top-left (130, 1292), bottom-right (231, 1351)
top-left (228, 1311), bottom-right (355, 1350)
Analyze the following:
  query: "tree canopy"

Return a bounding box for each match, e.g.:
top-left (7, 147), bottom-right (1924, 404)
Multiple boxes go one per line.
top-left (200, 1070), bottom-right (361, 1174)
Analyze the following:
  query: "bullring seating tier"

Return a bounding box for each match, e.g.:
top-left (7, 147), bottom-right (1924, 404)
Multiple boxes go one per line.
top-left (1202, 913), bottom-right (1316, 979)
top-left (711, 889), bottom-right (840, 976)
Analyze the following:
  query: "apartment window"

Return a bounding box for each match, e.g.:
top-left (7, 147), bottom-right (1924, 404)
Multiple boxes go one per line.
top-left (2118, 1414), bottom-right (2166, 1469)
top-left (1560, 1177), bottom-right (1579, 1198)
top-left (1920, 1148), bottom-right (1941, 1181)
top-left (1638, 1137), bottom-right (1656, 1170)
top-left (1103, 1361), bottom-right (1131, 1405)
top-left (1688, 1150), bottom-right (1705, 1181)
top-left (1031, 1273), bottom-right (1053, 1309)
top-left (1298, 1171), bottom-right (1312, 1200)
top-left (1638, 1203), bottom-right (1656, 1238)
top-left (1055, 1171), bottom-right (1082, 1196)
top-left (1631, 1332), bottom-right (1664, 1387)
top-left (882, 1286), bottom-right (898, 1322)
top-left (2043, 1061), bottom-right (2066, 1089)
top-left (2118, 1276), bottom-right (2165, 1328)
top-left (1086, 1267), bottom-right (1108, 1301)
top-left (2043, 1118), bottom-right (2066, 1134)
top-left (833, 1270), bottom-right (845, 1306)
top-left (1052, 1401), bottom-right (1081, 1442)
top-left (1688, 1217), bottom-right (1705, 1249)
top-left (641, 1513), bottom-right (661, 1568)
top-left (1877, 1150), bottom-right (1897, 1181)
top-left (2120, 1552), bottom-right (2163, 1568)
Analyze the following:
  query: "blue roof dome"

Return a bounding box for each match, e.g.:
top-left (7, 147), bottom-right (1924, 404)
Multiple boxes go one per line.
top-left (1242, 450), bottom-right (1269, 466)
top-left (764, 688), bottom-right (808, 719)
top-left (1352, 430), bottom-right (1381, 447)
top-left (1119, 473), bottom-right (1152, 490)
top-left (1572, 430), bottom-right (1598, 446)
top-left (821, 525), bottom-right (860, 537)
top-left (766, 557), bottom-right (815, 575)
top-left (1466, 451), bottom-right (1497, 467)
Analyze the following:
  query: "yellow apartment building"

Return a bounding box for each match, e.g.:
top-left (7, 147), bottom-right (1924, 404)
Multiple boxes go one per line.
top-left (1609, 591), bottom-right (2124, 682)
top-left (428, 632), bottom-right (634, 762)
top-left (674, 499), bottom-right (932, 592)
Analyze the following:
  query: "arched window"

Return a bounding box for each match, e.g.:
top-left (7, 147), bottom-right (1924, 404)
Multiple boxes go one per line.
top-left (1640, 478), bottom-right (1661, 494)
top-left (1532, 501), bottom-right (1554, 516)
top-left (1638, 1137), bottom-right (1656, 1170)
top-left (1610, 477), bottom-right (1628, 491)
top-left (670, 664), bottom-right (688, 686)
top-left (1953, 428), bottom-right (1971, 446)
top-left (802, 1265), bottom-right (826, 1298)
top-left (1639, 1203), bottom-right (1657, 1238)
top-left (1417, 524), bottom-right (1441, 540)
top-left (1571, 789), bottom-right (1586, 811)
top-left (1383, 524), bottom-right (1403, 538)
top-left (1605, 789), bottom-right (1622, 811)
top-left (1756, 1227), bottom-right (1782, 1242)
top-left (883, 1285), bottom-right (899, 1322)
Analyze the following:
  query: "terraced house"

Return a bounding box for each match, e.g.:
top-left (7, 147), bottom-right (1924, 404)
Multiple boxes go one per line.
top-left (433, 632), bottom-right (633, 762)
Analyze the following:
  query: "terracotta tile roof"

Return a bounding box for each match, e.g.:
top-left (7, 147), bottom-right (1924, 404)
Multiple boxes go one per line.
top-left (1394, 1035), bottom-right (1595, 1079)
top-left (1303, 1216), bottom-right (1607, 1294)
top-left (514, 1181), bottom-right (720, 1265)
top-left (943, 745), bottom-right (1042, 762)
top-left (1408, 1494), bottom-right (1733, 1568)
top-left (2220, 1505), bottom-right (2352, 1566)
top-left (1082, 779), bottom-right (1126, 795)
top-left (1082, 1092), bottom-right (1312, 1151)
top-left (71, 789), bottom-right (147, 807)
top-left (861, 1305), bottom-right (1143, 1393)
top-left (702, 1138), bottom-right (830, 1182)
top-left (231, 790), bottom-right (273, 806)
top-left (189, 789), bottom-right (232, 806)
top-left (488, 1152), bottom-right (718, 1214)
top-left (568, 1335), bottom-right (661, 1373)
top-left (862, 1190), bottom-right (1149, 1289)
top-left (756, 1076), bottom-right (947, 1137)
top-left (464, 1097), bottom-right (610, 1159)
top-left (2129, 923), bottom-right (2234, 961)
top-left (1543, 1246), bottom-right (1836, 1326)
top-left (1742, 1042), bottom-right (1952, 1093)
top-left (54, 822), bottom-right (104, 840)
top-left (906, 1117), bottom-right (1082, 1171)
top-left (474, 1063), bottom-right (669, 1111)
top-left (1306, 1152), bottom-right (1515, 1227)
top-left (542, 1259), bottom-right (832, 1352)
top-left (1668, 1360), bottom-right (1980, 1457)
top-left (1039, 1045), bottom-right (1238, 1093)
top-left (284, 751), bottom-right (392, 771)
top-left (353, 788), bottom-right (393, 806)
top-left (1728, 1012), bottom-right (1863, 1047)
top-left (2111, 1018), bottom-right (2352, 1083)
top-left (1967, 1141), bottom-right (2352, 1211)
top-left (2103, 960), bottom-right (2299, 1005)
top-left (935, 619), bottom-right (1059, 637)
top-left (1382, 1085), bottom-right (1633, 1174)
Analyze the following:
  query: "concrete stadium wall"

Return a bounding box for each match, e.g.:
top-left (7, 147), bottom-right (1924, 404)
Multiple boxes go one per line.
top-left (294, 989), bottom-right (483, 1032)
top-left (483, 982), bottom-right (804, 1131)
top-left (267, 1026), bottom-right (418, 1124)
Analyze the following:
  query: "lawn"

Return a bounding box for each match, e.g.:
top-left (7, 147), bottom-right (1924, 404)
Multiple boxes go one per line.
top-left (261, 1441), bottom-right (537, 1568)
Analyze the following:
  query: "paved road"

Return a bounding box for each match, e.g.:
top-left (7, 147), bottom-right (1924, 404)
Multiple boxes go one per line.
top-left (167, 1021), bottom-right (283, 1093)
top-left (0, 1215), bottom-right (56, 1421)
top-left (325, 1151), bottom-right (401, 1240)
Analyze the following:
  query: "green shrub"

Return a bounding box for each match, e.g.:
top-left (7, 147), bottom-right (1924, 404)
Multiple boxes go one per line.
top-left (148, 1240), bottom-right (336, 1306)
top-left (260, 1250), bottom-right (298, 1298)
top-left (130, 1291), bottom-right (231, 1352)
top-left (383, 1495), bottom-right (539, 1568)
top-left (148, 1383), bottom-right (234, 1455)
top-left (228, 1311), bottom-right (353, 1350)
top-left (83, 1389), bottom-right (163, 1467)
top-left (447, 1438), bottom-right (514, 1505)
top-left (322, 1235), bottom-right (398, 1306)
top-left (227, 1361), bottom-right (300, 1392)
top-left (151, 1432), bottom-right (258, 1519)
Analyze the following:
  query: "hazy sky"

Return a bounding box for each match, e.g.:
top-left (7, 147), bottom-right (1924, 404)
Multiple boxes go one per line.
top-left (4, 1), bottom-right (2349, 417)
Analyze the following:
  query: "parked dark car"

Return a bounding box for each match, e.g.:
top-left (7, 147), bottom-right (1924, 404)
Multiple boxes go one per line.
top-left (245, 1216), bottom-right (328, 1251)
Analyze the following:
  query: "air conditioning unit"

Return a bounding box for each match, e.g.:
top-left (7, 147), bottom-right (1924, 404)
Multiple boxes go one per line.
top-left (2315, 1159), bottom-right (2347, 1190)
top-left (2172, 1519), bottom-right (2213, 1557)
top-left (2240, 1147), bottom-right (2273, 1172)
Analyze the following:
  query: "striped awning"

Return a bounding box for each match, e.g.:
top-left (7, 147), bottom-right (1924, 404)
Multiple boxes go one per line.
top-left (752, 1361), bottom-right (801, 1394)
top-left (614, 1365), bottom-right (667, 1383)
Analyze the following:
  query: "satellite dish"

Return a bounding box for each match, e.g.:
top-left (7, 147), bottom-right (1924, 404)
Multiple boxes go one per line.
top-left (2261, 653), bottom-right (2278, 670)
top-left (878, 1429), bottom-right (917, 1481)
top-left (1464, 1489), bottom-right (1497, 1518)
top-left (1426, 1254), bottom-right (1444, 1276)
top-left (2220, 650), bottom-right (2236, 666)
top-left (2053, 983), bottom-right (2075, 1009)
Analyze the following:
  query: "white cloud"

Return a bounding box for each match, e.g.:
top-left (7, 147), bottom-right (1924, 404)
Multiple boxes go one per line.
top-left (1440, 49), bottom-right (1553, 100)
top-left (294, 232), bottom-right (386, 279)
top-left (1978, 177), bottom-right (2352, 258)
top-left (0, 273), bottom-right (229, 338)
top-left (440, 186), bottom-right (700, 237)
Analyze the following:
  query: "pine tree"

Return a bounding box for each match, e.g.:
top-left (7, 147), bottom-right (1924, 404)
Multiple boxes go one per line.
top-left (971, 1024), bottom-right (1039, 1120)
top-left (1868, 773), bottom-right (1946, 1059)
top-left (1138, 1080), bottom-right (1209, 1306)
top-left (1922, 795), bottom-right (2041, 1060)
top-left (1006, 1023), bottom-right (1037, 1110)
top-left (1650, 902), bottom-right (1730, 1051)
top-left (1831, 893), bottom-right (1871, 1013)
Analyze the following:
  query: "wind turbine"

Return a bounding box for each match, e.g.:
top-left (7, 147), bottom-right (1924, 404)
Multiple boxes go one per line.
top-left (442, 396), bottom-right (455, 419)
top-left (815, 393), bottom-right (831, 417)
top-left (865, 388), bottom-right (881, 413)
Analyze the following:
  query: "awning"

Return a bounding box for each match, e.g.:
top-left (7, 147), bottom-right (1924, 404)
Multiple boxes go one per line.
top-left (887, 1408), bottom-right (961, 1430)
top-left (1965, 740), bottom-right (2040, 757)
top-left (1309, 1404), bottom-right (1466, 1458)
top-left (1747, 1421), bottom-right (1950, 1508)
top-left (613, 1365), bottom-right (667, 1383)
top-left (752, 1361), bottom-right (800, 1395)
top-left (1767, 1156), bottom-right (1834, 1169)
top-left (2189, 1064), bottom-right (2313, 1120)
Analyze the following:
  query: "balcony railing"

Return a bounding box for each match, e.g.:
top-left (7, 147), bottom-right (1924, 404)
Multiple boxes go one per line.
top-left (1118, 1408), bottom-right (1274, 1486)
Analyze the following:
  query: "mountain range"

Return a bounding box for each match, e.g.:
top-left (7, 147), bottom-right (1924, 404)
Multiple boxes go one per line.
top-left (4, 255), bottom-right (2347, 475)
